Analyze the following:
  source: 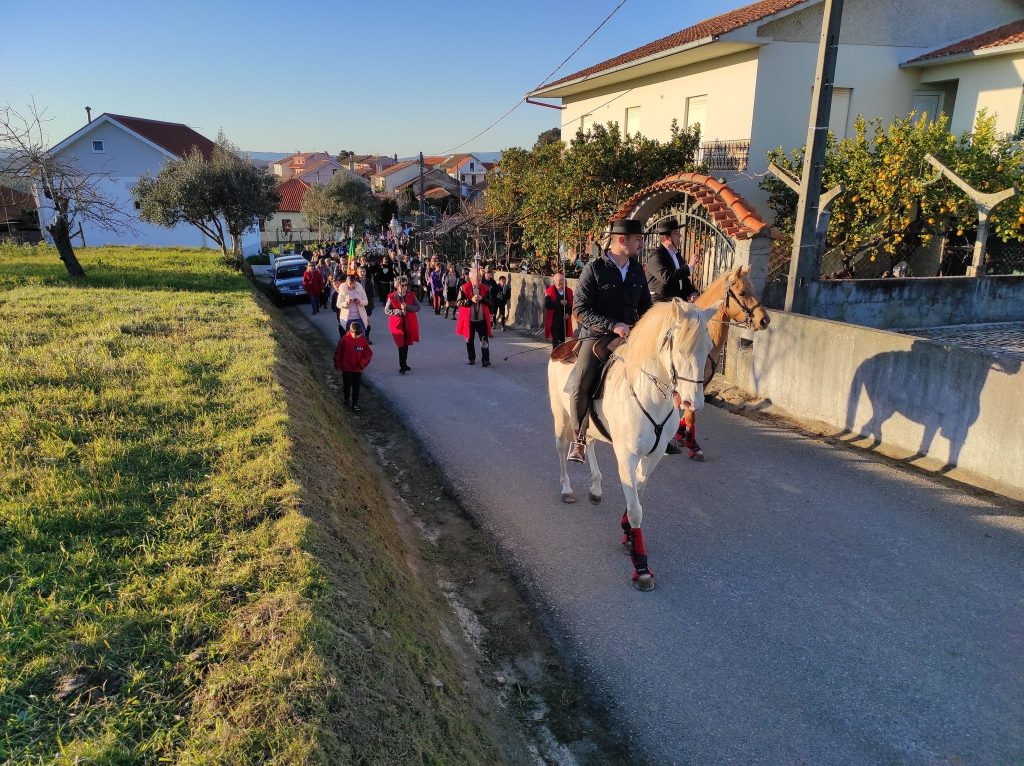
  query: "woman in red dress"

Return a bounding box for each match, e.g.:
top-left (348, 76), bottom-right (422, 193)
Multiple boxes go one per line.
top-left (384, 275), bottom-right (421, 374)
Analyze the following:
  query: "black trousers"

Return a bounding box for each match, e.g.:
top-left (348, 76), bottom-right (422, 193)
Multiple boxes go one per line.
top-left (466, 320), bottom-right (489, 363)
top-left (342, 371), bottom-right (362, 405)
top-left (568, 337), bottom-right (601, 434)
top-left (550, 315), bottom-right (567, 348)
top-left (398, 345), bottom-right (409, 370)
top-left (494, 303), bottom-right (508, 327)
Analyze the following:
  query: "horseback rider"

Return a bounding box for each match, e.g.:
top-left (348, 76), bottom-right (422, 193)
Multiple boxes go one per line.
top-left (566, 218), bottom-right (652, 464)
top-left (646, 217), bottom-right (699, 455)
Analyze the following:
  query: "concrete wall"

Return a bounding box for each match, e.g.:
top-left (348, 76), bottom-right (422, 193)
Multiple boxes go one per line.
top-left (560, 49), bottom-right (759, 145)
top-left (495, 272), bottom-right (578, 333)
top-left (763, 275), bottom-right (1024, 328)
top-left (919, 53), bottom-right (1024, 135)
top-left (723, 310), bottom-right (1024, 499)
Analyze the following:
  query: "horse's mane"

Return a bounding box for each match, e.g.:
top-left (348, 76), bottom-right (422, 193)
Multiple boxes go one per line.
top-left (694, 268), bottom-right (732, 310)
top-left (619, 300), bottom-right (705, 372)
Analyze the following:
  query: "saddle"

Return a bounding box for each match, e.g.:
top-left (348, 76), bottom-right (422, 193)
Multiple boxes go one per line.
top-left (550, 334), bottom-right (623, 365)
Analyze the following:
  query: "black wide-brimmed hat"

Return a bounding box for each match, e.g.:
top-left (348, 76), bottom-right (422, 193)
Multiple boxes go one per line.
top-left (656, 217), bottom-right (681, 235)
top-left (608, 218), bottom-right (643, 236)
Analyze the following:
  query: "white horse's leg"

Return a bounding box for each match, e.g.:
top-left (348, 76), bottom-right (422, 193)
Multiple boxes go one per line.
top-left (614, 444), bottom-right (654, 591)
top-left (556, 428), bottom-right (575, 504)
top-left (586, 439), bottom-right (602, 504)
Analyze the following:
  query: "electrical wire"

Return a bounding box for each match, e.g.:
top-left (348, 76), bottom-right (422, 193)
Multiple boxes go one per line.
top-left (437, 0), bottom-right (630, 154)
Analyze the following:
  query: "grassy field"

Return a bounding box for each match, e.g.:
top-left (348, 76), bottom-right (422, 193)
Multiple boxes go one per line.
top-left (0, 245), bottom-right (500, 763)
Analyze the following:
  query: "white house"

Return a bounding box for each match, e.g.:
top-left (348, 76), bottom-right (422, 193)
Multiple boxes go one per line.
top-left (38, 112), bottom-right (260, 253)
top-left (370, 160), bottom-right (422, 194)
top-left (528, 0), bottom-right (1024, 216)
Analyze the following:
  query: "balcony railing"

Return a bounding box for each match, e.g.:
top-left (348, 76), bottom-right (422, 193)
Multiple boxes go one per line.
top-left (697, 140), bottom-right (750, 173)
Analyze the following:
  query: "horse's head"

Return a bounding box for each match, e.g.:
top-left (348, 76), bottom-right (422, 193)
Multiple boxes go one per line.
top-left (663, 299), bottom-right (717, 412)
top-left (723, 265), bottom-right (771, 331)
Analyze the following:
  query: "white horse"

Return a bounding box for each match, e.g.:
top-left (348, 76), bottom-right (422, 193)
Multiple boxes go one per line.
top-left (548, 299), bottom-right (717, 590)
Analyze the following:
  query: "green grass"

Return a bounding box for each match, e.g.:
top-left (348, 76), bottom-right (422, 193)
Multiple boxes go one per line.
top-left (0, 245), bottom-right (500, 764)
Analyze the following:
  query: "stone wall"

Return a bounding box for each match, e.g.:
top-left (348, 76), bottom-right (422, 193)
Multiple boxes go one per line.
top-left (723, 311), bottom-right (1024, 499)
top-left (495, 272), bottom-right (578, 333)
top-left (763, 275), bottom-right (1024, 329)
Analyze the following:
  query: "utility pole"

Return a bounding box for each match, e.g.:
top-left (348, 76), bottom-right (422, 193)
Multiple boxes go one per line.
top-left (785, 0), bottom-right (844, 313)
top-left (418, 151), bottom-right (425, 259)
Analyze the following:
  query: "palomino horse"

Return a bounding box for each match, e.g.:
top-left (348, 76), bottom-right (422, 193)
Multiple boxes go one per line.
top-left (548, 299), bottom-right (717, 591)
top-left (679, 265), bottom-right (771, 460)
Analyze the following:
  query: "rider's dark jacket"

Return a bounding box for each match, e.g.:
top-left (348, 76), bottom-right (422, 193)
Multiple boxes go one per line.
top-left (646, 244), bottom-right (696, 302)
top-left (573, 253), bottom-right (653, 338)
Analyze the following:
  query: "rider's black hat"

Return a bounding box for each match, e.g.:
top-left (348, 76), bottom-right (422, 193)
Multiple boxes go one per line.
top-left (608, 218), bottom-right (643, 236)
top-left (656, 217), bottom-right (681, 235)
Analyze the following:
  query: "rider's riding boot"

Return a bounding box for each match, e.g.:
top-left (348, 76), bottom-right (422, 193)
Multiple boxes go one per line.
top-left (665, 439), bottom-right (683, 455)
top-left (567, 426), bottom-right (587, 464)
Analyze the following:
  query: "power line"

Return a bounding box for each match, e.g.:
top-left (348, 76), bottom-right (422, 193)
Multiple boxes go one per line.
top-left (437, 0), bottom-right (630, 155)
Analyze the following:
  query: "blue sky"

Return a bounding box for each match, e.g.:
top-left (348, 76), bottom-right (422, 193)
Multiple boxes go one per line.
top-left (7, 0), bottom-right (744, 156)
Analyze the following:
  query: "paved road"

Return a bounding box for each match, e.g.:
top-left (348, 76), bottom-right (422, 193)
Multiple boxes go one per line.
top-left (305, 306), bottom-right (1024, 765)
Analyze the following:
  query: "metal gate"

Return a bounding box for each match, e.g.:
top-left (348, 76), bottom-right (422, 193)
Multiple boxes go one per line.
top-left (643, 194), bottom-right (735, 292)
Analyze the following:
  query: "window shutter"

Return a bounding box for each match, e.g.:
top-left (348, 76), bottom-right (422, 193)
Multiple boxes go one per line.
top-left (1015, 86), bottom-right (1024, 139)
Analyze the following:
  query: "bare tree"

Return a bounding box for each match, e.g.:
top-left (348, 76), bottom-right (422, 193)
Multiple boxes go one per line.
top-left (0, 102), bottom-right (134, 277)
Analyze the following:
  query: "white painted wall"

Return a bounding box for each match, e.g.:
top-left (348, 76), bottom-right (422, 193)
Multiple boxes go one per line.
top-left (559, 49), bottom-right (760, 144)
top-left (372, 163), bottom-right (421, 193)
top-left (39, 119), bottom-right (259, 253)
top-left (919, 54), bottom-right (1024, 134)
top-left (740, 41), bottom-right (930, 214)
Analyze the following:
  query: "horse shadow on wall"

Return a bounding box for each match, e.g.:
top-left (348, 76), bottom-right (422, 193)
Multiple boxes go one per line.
top-left (844, 340), bottom-right (1022, 473)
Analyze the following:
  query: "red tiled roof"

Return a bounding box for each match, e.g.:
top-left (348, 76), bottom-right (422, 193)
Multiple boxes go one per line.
top-left (482, 162), bottom-right (495, 171)
top-left (106, 114), bottom-right (217, 160)
top-left (276, 178), bottom-right (309, 213)
top-left (905, 19), bottom-right (1024, 63)
top-left (611, 172), bottom-right (770, 240)
top-left (422, 187), bottom-right (451, 200)
top-left (422, 155), bottom-right (448, 167)
top-left (538, 0), bottom-right (808, 90)
top-left (0, 184), bottom-right (36, 221)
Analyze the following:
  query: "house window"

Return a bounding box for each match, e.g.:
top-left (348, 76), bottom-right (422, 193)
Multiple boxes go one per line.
top-left (332, 168), bottom-right (338, 175)
top-left (92, 140), bottom-right (105, 153)
top-left (471, 175), bottom-right (477, 185)
top-left (134, 200), bottom-right (141, 210)
top-left (469, 162), bottom-right (475, 170)
top-left (625, 107), bottom-right (641, 136)
top-left (282, 219), bottom-right (292, 233)
top-left (685, 96), bottom-right (707, 134)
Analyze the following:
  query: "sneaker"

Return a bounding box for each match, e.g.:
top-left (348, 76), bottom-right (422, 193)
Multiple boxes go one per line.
top-left (468, 359), bottom-right (475, 365)
top-left (482, 360), bottom-right (490, 367)
top-left (399, 368), bottom-right (407, 375)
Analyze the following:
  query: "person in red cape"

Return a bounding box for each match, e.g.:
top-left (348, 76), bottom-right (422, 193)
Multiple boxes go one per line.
top-left (302, 260), bottom-right (324, 314)
top-left (544, 272), bottom-right (574, 348)
top-left (384, 275), bottom-right (421, 374)
top-left (456, 266), bottom-right (492, 367)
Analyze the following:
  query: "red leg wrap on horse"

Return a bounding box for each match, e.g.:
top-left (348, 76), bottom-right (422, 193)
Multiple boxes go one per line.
top-left (630, 528), bottom-right (647, 556)
top-left (620, 512), bottom-right (630, 532)
top-left (685, 423), bottom-right (699, 449)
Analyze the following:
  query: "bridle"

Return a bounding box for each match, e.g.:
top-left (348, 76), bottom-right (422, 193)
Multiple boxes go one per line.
top-left (609, 323), bottom-right (705, 456)
top-left (723, 284), bottom-right (765, 330)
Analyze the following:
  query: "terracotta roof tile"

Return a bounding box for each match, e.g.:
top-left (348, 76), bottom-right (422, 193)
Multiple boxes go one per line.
top-left (106, 113), bottom-right (217, 160)
top-left (611, 172), bottom-right (770, 240)
top-left (374, 160), bottom-right (417, 177)
top-left (538, 0), bottom-right (807, 90)
top-left (905, 19), bottom-right (1024, 63)
top-left (276, 178), bottom-right (309, 213)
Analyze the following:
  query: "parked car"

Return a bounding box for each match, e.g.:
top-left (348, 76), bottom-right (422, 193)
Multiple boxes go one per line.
top-left (267, 259), bottom-right (310, 304)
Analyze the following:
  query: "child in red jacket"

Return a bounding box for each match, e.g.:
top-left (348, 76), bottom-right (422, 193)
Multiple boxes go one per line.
top-left (334, 321), bottom-right (373, 411)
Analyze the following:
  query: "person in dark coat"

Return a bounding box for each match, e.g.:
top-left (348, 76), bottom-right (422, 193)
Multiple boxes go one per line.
top-left (646, 217), bottom-right (699, 455)
top-left (493, 275), bottom-right (511, 330)
top-left (566, 218), bottom-right (652, 463)
top-left (375, 255), bottom-right (394, 304)
top-left (646, 217), bottom-right (697, 303)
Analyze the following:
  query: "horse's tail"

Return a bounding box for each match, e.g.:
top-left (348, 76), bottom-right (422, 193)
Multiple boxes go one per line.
top-left (845, 361), bottom-right (867, 434)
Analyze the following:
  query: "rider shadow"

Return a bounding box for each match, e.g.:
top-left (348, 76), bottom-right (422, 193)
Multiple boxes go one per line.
top-left (514, 276), bottom-right (544, 329)
top-left (842, 339), bottom-right (1021, 473)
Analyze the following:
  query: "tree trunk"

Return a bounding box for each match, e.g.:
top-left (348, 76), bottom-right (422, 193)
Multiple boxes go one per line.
top-left (47, 214), bottom-right (87, 278)
top-left (229, 231), bottom-right (244, 267)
